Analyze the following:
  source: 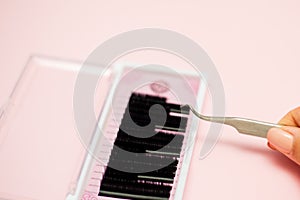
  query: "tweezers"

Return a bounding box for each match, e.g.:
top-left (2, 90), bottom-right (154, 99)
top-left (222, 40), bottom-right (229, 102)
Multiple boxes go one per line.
top-left (182, 105), bottom-right (282, 138)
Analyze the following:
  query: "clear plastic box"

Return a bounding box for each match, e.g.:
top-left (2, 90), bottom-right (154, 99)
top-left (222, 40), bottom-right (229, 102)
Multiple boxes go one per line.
top-left (0, 56), bottom-right (206, 200)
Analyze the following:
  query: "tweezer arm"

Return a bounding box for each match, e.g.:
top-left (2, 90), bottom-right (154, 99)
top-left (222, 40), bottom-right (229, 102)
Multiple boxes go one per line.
top-left (183, 105), bottom-right (282, 138)
top-left (220, 117), bottom-right (282, 138)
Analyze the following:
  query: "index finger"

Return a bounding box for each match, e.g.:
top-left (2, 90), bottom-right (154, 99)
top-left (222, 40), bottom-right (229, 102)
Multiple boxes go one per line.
top-left (279, 107), bottom-right (300, 127)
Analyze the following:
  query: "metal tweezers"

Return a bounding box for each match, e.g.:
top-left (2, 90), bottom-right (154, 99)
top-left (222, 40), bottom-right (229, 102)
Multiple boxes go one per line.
top-left (182, 105), bottom-right (282, 138)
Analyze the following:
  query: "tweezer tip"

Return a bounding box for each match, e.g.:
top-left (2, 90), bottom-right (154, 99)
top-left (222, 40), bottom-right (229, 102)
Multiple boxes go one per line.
top-left (180, 104), bottom-right (194, 115)
top-left (180, 104), bottom-right (191, 110)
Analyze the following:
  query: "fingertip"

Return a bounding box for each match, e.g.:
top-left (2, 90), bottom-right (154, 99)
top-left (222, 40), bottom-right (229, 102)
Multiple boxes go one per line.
top-left (267, 128), bottom-right (294, 154)
top-left (267, 142), bottom-right (277, 151)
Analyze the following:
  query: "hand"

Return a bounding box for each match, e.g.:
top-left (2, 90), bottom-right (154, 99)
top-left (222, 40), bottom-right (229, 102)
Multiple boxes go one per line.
top-left (267, 107), bottom-right (300, 165)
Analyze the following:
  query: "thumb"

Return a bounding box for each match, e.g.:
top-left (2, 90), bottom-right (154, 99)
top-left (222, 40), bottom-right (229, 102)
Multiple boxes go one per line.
top-left (267, 127), bottom-right (300, 165)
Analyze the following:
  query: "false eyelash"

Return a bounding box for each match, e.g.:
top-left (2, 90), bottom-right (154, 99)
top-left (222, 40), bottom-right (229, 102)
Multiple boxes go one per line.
top-left (98, 93), bottom-right (189, 199)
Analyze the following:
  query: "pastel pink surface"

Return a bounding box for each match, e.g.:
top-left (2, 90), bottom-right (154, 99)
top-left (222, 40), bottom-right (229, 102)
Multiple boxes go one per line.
top-left (0, 1), bottom-right (300, 200)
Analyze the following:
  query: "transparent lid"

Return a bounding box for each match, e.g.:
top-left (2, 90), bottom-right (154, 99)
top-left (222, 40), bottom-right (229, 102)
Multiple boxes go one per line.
top-left (0, 56), bottom-right (111, 200)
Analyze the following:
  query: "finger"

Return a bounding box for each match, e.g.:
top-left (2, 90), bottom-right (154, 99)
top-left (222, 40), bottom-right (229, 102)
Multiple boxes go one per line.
top-left (267, 128), bottom-right (293, 154)
top-left (281, 126), bottom-right (300, 136)
top-left (267, 142), bottom-right (277, 151)
top-left (281, 126), bottom-right (300, 165)
top-left (267, 127), bottom-right (300, 165)
top-left (292, 130), bottom-right (300, 165)
top-left (279, 107), bottom-right (300, 127)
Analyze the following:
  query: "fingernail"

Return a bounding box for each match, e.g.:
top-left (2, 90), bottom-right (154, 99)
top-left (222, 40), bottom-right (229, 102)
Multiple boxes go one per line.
top-left (267, 128), bottom-right (294, 154)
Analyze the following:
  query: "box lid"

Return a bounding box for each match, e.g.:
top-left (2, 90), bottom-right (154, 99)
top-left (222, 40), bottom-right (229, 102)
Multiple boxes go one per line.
top-left (0, 56), bottom-right (111, 200)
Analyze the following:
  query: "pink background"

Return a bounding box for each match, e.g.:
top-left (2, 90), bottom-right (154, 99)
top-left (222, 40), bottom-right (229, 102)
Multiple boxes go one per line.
top-left (0, 0), bottom-right (300, 199)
